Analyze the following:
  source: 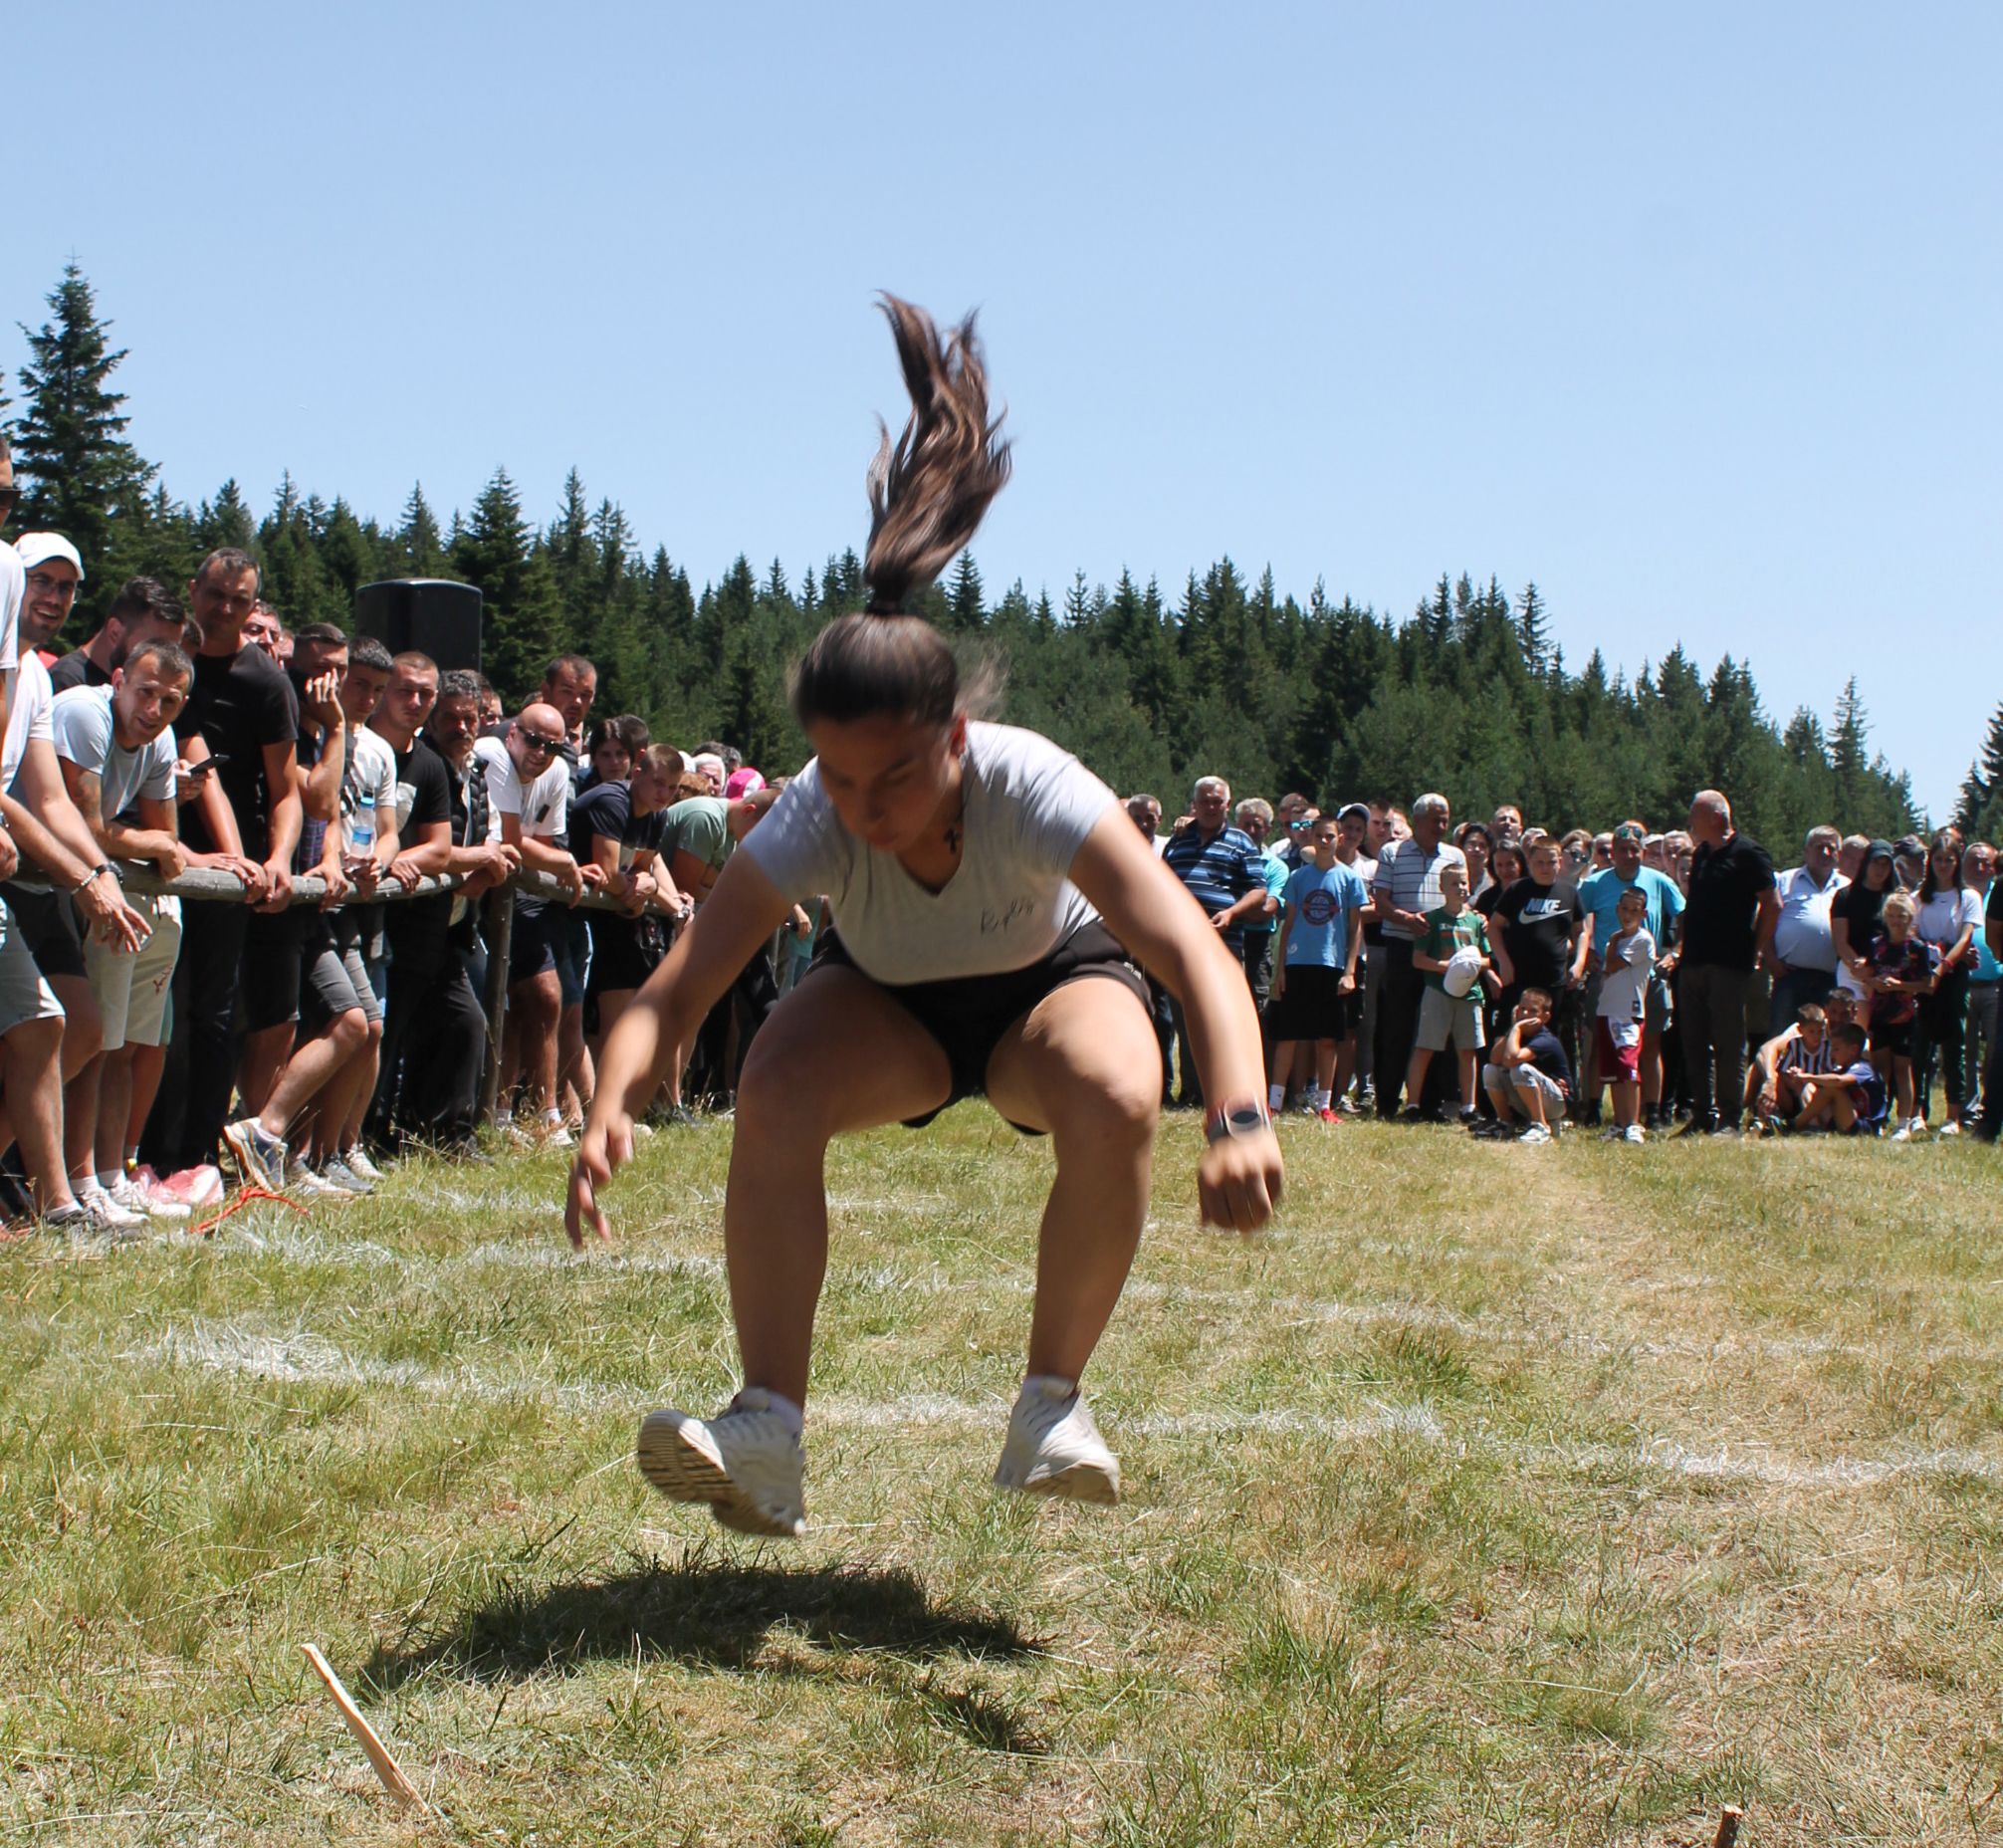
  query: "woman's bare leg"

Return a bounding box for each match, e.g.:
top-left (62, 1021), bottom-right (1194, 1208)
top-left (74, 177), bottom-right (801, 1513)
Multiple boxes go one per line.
top-left (726, 968), bottom-right (952, 1407)
top-left (986, 978), bottom-right (1160, 1386)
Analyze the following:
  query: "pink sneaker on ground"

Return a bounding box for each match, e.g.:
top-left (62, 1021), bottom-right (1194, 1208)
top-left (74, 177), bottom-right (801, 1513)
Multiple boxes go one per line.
top-left (142, 1164), bottom-right (224, 1208)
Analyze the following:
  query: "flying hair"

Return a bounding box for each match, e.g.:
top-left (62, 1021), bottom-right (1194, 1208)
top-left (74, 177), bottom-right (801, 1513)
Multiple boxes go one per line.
top-left (862, 295), bottom-right (1011, 616)
top-left (792, 296), bottom-right (1011, 731)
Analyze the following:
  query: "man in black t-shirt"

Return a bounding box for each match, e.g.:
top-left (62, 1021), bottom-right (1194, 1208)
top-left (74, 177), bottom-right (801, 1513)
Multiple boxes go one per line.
top-left (139, 550), bottom-right (305, 1181)
top-left (1489, 837), bottom-right (1589, 1104)
top-left (369, 665), bottom-right (515, 1152)
top-left (47, 578), bottom-right (187, 696)
top-left (1671, 790), bottom-right (1779, 1133)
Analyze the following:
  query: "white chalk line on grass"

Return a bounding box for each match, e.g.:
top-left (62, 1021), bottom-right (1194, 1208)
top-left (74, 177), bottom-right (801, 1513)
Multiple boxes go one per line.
top-left (132, 1319), bottom-right (2003, 1495)
top-left (207, 1217), bottom-right (1994, 1368)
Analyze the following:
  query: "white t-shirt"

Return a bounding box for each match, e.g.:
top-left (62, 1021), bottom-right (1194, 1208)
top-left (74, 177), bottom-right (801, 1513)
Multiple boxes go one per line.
top-left (0, 550), bottom-right (21, 727)
top-left (346, 725), bottom-right (399, 845)
top-left (50, 684), bottom-right (177, 819)
top-left (742, 721), bottom-right (1117, 985)
top-left (3, 650), bottom-right (55, 797)
top-left (475, 734), bottom-right (568, 841)
top-left (1916, 886), bottom-right (1981, 954)
top-left (1597, 925), bottom-right (1657, 1027)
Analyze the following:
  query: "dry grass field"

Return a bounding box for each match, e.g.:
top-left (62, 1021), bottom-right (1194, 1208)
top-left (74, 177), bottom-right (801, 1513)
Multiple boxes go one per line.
top-left (2, 1111), bottom-right (1998, 1845)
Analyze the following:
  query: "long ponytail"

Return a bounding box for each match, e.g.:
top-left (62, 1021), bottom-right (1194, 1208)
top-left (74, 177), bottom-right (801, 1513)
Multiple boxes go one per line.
top-left (792, 297), bottom-right (1010, 730)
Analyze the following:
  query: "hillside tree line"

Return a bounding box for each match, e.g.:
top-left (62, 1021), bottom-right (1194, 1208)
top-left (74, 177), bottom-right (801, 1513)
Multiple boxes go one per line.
top-left (4, 263), bottom-right (1928, 845)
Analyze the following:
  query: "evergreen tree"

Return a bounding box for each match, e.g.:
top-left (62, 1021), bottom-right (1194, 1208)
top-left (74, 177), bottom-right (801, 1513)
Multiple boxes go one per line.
top-left (1953, 700), bottom-right (2003, 832)
top-left (398, 484), bottom-right (445, 577)
top-left (455, 469), bottom-right (564, 700)
top-left (947, 552), bottom-right (986, 630)
top-left (12, 263), bottom-right (156, 580)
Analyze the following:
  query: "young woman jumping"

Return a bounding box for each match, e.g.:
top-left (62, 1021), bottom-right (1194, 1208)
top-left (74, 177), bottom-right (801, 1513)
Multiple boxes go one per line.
top-left (565, 298), bottom-right (1282, 1536)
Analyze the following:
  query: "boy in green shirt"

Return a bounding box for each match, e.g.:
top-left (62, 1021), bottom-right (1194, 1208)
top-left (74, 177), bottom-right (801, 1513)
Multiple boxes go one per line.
top-left (1404, 863), bottom-right (1492, 1122)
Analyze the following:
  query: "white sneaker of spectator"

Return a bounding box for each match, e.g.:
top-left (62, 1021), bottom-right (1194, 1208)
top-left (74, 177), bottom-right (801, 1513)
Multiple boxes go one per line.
top-left (321, 1155), bottom-right (374, 1195)
top-left (286, 1157), bottom-right (357, 1202)
top-left (223, 1118), bottom-right (288, 1192)
top-left (106, 1171), bottom-right (189, 1222)
top-left (76, 1180), bottom-right (148, 1232)
top-left (43, 1193), bottom-right (145, 1242)
top-left (340, 1147), bottom-right (386, 1184)
top-left (1623, 1124), bottom-right (1646, 1145)
top-left (1518, 1123), bottom-right (1554, 1146)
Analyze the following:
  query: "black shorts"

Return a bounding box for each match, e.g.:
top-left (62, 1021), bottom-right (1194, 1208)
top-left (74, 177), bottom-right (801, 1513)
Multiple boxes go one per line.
top-left (1264, 964), bottom-right (1352, 1043)
top-left (586, 910), bottom-right (667, 998)
top-left (509, 901), bottom-right (562, 985)
top-left (1871, 1016), bottom-right (1915, 1058)
top-left (242, 909), bottom-right (305, 1032)
top-left (0, 883), bottom-right (84, 981)
top-left (809, 920), bottom-right (1150, 1133)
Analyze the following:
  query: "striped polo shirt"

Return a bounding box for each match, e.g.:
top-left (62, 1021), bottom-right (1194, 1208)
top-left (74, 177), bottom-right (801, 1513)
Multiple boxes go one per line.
top-left (1372, 836), bottom-right (1468, 942)
top-left (1163, 822), bottom-right (1267, 952)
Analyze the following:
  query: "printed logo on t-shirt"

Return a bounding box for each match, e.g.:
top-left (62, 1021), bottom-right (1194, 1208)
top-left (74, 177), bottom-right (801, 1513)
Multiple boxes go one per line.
top-left (1299, 887), bottom-right (1340, 926)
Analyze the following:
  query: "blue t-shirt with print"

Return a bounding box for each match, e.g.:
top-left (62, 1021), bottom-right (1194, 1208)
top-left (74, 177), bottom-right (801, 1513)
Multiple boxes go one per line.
top-left (1280, 860), bottom-right (1368, 969)
top-left (1579, 865), bottom-right (1684, 959)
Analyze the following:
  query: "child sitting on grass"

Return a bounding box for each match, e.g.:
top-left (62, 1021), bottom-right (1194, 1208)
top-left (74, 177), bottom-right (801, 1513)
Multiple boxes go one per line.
top-left (1404, 863), bottom-right (1491, 1124)
top-left (1594, 884), bottom-right (1656, 1144)
top-left (1745, 998), bottom-right (1844, 1134)
top-left (1478, 986), bottom-right (1573, 1144)
top-left (1793, 1020), bottom-right (1890, 1136)
top-left (1863, 890), bottom-right (1939, 1140)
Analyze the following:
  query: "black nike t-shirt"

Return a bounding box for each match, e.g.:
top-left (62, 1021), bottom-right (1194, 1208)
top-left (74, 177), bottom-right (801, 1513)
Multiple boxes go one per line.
top-left (178, 643), bottom-right (298, 861)
top-left (1493, 875), bottom-right (1582, 991)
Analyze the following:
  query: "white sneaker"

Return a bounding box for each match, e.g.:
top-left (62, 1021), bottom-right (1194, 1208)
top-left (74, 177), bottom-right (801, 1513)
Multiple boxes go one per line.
top-left (1623, 1123), bottom-right (1647, 1145)
top-left (78, 1182), bottom-right (147, 1231)
top-left (636, 1390), bottom-right (805, 1537)
top-left (286, 1159), bottom-right (357, 1201)
top-left (994, 1376), bottom-right (1120, 1505)
top-left (1518, 1123), bottom-right (1553, 1146)
top-left (107, 1172), bottom-right (189, 1222)
top-left (1938, 1120), bottom-right (1962, 1138)
top-left (223, 1117), bottom-right (288, 1191)
top-left (321, 1156), bottom-right (375, 1195)
top-left (341, 1148), bottom-right (387, 1184)
top-left (44, 1197), bottom-right (146, 1244)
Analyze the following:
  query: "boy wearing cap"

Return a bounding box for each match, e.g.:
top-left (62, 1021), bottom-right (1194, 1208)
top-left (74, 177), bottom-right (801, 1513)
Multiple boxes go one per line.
top-left (1405, 863), bottom-right (1489, 1123)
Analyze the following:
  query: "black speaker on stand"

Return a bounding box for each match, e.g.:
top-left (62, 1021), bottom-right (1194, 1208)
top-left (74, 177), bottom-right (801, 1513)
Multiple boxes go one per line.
top-left (353, 578), bottom-right (484, 673)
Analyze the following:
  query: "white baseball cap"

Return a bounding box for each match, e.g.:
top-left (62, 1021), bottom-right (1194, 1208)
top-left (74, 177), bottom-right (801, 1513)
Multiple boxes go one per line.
top-left (15, 533), bottom-right (84, 580)
top-left (1443, 945), bottom-right (1484, 999)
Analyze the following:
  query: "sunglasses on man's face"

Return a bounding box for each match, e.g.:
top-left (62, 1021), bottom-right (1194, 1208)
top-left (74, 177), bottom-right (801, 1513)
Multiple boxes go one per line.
top-left (519, 731), bottom-right (562, 755)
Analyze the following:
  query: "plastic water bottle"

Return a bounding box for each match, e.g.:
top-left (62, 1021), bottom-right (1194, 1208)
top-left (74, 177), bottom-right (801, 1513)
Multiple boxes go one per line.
top-left (350, 789), bottom-right (376, 860)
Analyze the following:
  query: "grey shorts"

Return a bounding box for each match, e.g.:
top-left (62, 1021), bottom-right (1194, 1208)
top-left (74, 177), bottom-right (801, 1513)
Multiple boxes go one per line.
top-left (85, 890), bottom-right (182, 1051)
top-left (1418, 986), bottom-right (1485, 1052)
top-left (1483, 1061), bottom-right (1566, 1110)
top-left (0, 898), bottom-right (64, 1040)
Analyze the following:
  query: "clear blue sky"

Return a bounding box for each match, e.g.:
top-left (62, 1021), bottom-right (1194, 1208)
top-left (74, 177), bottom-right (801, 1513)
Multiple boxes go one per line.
top-left (12, 2), bottom-right (1999, 820)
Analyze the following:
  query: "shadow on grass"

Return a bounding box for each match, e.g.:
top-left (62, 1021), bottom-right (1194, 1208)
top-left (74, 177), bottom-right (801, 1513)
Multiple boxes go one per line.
top-left (366, 1542), bottom-right (1041, 1689)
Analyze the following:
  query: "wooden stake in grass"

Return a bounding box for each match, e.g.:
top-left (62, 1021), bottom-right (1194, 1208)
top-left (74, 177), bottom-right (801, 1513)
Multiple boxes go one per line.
top-left (1713, 1804), bottom-right (1744, 1848)
top-left (300, 1643), bottom-right (430, 1814)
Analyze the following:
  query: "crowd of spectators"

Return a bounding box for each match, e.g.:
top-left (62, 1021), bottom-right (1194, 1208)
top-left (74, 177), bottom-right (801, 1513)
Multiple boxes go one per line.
top-left (1143, 778), bottom-right (2000, 1145)
top-left (0, 436), bottom-right (1992, 1240)
top-left (0, 442), bottom-right (801, 1231)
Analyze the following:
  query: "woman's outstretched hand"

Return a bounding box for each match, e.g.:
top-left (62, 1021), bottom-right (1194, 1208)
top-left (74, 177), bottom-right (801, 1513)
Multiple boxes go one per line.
top-left (564, 1109), bottom-right (635, 1249)
top-left (1197, 1128), bottom-right (1283, 1235)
